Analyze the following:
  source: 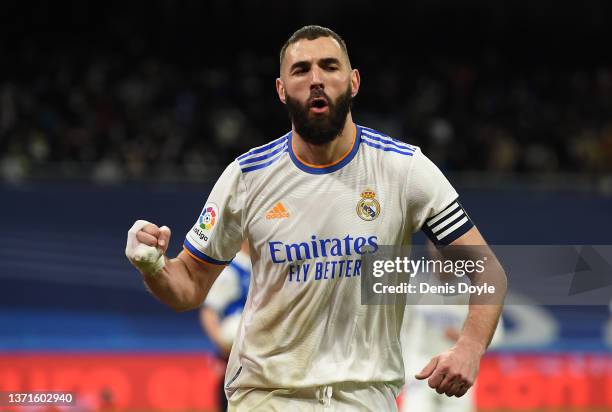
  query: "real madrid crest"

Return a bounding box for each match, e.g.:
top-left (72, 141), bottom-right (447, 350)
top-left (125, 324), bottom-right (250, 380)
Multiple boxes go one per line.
top-left (356, 189), bottom-right (381, 221)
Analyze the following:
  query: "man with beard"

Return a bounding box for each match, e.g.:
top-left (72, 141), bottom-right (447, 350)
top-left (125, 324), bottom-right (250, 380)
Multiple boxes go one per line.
top-left (125, 25), bottom-right (506, 411)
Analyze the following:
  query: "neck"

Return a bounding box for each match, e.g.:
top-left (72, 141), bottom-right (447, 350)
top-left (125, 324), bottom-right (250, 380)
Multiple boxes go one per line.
top-left (291, 115), bottom-right (356, 166)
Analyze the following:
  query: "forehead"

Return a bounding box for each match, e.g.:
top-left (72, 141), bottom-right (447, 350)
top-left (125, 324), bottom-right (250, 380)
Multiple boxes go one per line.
top-left (282, 36), bottom-right (346, 68)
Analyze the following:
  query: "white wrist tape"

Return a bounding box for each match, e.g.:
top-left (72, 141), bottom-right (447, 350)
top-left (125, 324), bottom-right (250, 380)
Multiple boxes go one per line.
top-left (133, 243), bottom-right (165, 275)
top-left (126, 220), bottom-right (166, 275)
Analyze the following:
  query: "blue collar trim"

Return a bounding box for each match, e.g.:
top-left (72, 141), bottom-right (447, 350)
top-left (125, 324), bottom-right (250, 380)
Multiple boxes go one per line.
top-left (288, 125), bottom-right (362, 175)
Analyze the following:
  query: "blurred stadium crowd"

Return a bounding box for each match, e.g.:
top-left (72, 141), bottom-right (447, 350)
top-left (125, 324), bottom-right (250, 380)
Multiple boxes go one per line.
top-left (1, 1), bottom-right (611, 183)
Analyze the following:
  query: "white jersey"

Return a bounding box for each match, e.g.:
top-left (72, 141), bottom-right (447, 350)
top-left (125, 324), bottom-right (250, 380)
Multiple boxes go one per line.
top-left (183, 125), bottom-right (473, 396)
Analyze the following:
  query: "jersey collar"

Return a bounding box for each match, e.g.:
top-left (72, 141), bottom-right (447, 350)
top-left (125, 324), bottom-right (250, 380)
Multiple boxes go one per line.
top-left (288, 125), bottom-right (362, 175)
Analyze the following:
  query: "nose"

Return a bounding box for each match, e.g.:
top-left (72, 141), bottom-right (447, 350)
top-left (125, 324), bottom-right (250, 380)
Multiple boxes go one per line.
top-left (309, 66), bottom-right (324, 89)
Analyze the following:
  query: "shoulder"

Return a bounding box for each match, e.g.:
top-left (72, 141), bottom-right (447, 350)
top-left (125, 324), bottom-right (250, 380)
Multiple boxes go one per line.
top-left (359, 125), bottom-right (419, 158)
top-left (358, 125), bottom-right (422, 171)
top-left (235, 132), bottom-right (290, 174)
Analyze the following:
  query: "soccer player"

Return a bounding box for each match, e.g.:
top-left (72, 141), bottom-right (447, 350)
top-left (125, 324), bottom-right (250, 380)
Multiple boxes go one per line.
top-left (200, 240), bottom-right (251, 412)
top-left (125, 25), bottom-right (507, 411)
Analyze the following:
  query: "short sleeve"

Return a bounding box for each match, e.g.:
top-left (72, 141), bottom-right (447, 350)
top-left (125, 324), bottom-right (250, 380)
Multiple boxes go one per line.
top-left (407, 148), bottom-right (473, 245)
top-left (184, 161), bottom-right (245, 264)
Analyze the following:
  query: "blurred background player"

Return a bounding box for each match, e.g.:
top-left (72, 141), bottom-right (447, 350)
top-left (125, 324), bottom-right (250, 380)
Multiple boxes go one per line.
top-left (399, 242), bottom-right (504, 412)
top-left (400, 306), bottom-right (504, 412)
top-left (200, 240), bottom-right (251, 412)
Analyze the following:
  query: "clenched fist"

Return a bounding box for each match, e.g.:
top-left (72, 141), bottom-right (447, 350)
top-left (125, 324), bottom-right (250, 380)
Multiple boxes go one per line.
top-left (125, 220), bottom-right (172, 275)
top-left (415, 339), bottom-right (483, 397)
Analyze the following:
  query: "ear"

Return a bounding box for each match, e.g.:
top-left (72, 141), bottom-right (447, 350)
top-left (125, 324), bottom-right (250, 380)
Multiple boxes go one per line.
top-left (350, 69), bottom-right (361, 98)
top-left (276, 78), bottom-right (287, 104)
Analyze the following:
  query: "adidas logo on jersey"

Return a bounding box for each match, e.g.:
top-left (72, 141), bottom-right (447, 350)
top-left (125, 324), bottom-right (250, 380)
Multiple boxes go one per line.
top-left (266, 202), bottom-right (289, 219)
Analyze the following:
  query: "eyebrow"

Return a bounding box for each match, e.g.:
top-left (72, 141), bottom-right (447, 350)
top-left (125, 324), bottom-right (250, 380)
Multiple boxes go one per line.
top-left (289, 57), bottom-right (342, 72)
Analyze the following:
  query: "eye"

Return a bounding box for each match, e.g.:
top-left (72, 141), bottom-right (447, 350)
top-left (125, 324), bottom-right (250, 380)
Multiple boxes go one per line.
top-left (292, 68), bottom-right (307, 76)
top-left (321, 64), bottom-right (340, 72)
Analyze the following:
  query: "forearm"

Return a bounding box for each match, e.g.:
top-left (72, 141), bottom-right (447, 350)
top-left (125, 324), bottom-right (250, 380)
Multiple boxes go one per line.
top-left (142, 255), bottom-right (212, 312)
top-left (458, 303), bottom-right (503, 354)
top-left (201, 308), bottom-right (226, 350)
top-left (445, 227), bottom-right (508, 352)
top-left (461, 250), bottom-right (507, 351)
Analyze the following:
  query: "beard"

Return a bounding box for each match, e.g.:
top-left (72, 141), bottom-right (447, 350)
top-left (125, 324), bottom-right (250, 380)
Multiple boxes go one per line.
top-left (285, 84), bottom-right (353, 146)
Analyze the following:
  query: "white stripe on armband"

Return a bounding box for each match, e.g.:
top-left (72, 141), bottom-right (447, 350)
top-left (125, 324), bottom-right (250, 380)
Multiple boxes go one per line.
top-left (422, 200), bottom-right (474, 245)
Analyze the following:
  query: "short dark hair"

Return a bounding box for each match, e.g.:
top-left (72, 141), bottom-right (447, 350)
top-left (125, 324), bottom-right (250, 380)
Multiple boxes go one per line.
top-left (279, 25), bottom-right (350, 68)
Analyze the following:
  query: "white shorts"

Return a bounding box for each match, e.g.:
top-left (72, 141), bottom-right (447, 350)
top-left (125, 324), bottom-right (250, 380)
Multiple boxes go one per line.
top-left (228, 382), bottom-right (398, 412)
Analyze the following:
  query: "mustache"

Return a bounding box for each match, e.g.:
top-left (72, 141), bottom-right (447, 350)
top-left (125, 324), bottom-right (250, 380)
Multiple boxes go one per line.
top-left (308, 88), bottom-right (330, 105)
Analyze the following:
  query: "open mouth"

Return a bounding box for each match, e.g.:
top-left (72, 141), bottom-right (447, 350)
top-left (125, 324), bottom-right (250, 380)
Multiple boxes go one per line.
top-left (309, 97), bottom-right (329, 113)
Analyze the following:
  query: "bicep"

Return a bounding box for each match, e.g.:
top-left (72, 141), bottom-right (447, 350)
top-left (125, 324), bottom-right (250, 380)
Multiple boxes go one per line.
top-left (449, 226), bottom-right (487, 246)
top-left (445, 226), bottom-right (493, 263)
top-left (177, 249), bottom-right (226, 301)
top-left (447, 226), bottom-right (507, 302)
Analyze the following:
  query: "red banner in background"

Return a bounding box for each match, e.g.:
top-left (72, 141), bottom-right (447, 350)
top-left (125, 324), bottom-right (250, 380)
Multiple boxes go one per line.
top-left (0, 353), bottom-right (611, 410)
top-left (0, 353), bottom-right (224, 411)
top-left (477, 354), bottom-right (612, 410)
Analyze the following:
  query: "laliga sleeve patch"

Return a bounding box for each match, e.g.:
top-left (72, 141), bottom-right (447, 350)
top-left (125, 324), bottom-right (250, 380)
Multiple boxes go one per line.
top-left (199, 203), bottom-right (219, 231)
top-left (190, 203), bottom-right (219, 246)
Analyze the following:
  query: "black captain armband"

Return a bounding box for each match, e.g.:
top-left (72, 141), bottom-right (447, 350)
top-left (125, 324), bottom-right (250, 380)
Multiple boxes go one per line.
top-left (421, 199), bottom-right (474, 246)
